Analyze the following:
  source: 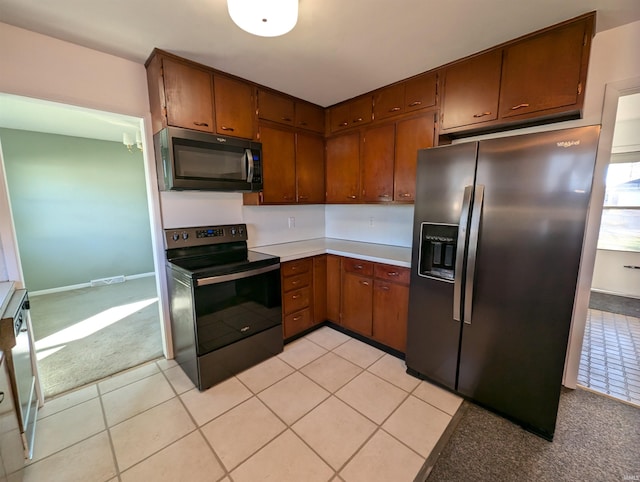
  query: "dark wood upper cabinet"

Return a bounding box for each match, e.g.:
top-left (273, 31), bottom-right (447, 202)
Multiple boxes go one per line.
top-left (326, 132), bottom-right (361, 203)
top-left (162, 58), bottom-right (214, 133)
top-left (373, 72), bottom-right (438, 121)
top-left (260, 126), bottom-right (296, 204)
top-left (394, 114), bottom-right (435, 202)
top-left (213, 75), bottom-right (254, 139)
top-left (296, 133), bottom-right (325, 204)
top-left (440, 50), bottom-right (502, 131)
top-left (295, 102), bottom-right (325, 134)
top-left (329, 96), bottom-right (372, 132)
top-left (258, 89), bottom-right (295, 126)
top-left (362, 124), bottom-right (395, 202)
top-left (499, 20), bottom-right (588, 119)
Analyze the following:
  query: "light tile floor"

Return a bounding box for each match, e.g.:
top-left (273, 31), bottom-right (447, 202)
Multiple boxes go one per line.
top-left (13, 327), bottom-right (463, 482)
top-left (578, 309), bottom-right (640, 406)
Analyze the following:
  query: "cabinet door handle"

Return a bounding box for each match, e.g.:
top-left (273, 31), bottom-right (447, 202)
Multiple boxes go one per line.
top-left (293, 315), bottom-right (303, 321)
top-left (298, 195), bottom-right (308, 200)
top-left (339, 121), bottom-right (348, 127)
top-left (347, 195), bottom-right (357, 199)
top-left (193, 121), bottom-right (209, 127)
top-left (281, 117), bottom-right (292, 122)
top-left (220, 126), bottom-right (235, 131)
top-left (400, 193), bottom-right (412, 198)
top-left (240, 326), bottom-right (250, 333)
top-left (389, 107), bottom-right (401, 112)
top-left (354, 264), bottom-right (363, 270)
top-left (360, 280), bottom-right (370, 286)
top-left (379, 194), bottom-right (391, 199)
top-left (352, 117), bottom-right (364, 123)
top-left (380, 285), bottom-right (390, 291)
top-left (409, 101), bottom-right (422, 107)
top-left (510, 103), bottom-right (530, 110)
top-left (472, 112), bottom-right (491, 118)
top-left (387, 271), bottom-right (399, 276)
top-left (299, 121), bottom-right (308, 126)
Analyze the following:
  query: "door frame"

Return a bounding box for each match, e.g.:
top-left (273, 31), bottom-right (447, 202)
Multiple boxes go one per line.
top-left (563, 76), bottom-right (640, 387)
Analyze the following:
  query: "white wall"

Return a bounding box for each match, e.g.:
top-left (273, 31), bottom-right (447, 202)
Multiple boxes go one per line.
top-left (326, 205), bottom-right (414, 247)
top-left (243, 205), bottom-right (326, 247)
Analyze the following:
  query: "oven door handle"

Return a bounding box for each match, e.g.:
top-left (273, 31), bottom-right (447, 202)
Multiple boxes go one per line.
top-left (196, 263), bottom-right (280, 287)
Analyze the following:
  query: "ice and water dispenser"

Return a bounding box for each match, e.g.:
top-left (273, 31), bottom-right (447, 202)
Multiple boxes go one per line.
top-left (418, 223), bottom-right (458, 281)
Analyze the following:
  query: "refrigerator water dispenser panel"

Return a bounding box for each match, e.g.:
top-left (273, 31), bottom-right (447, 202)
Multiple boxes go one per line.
top-left (418, 222), bottom-right (458, 281)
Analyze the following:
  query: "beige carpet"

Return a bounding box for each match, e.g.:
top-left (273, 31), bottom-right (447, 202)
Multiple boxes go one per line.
top-left (29, 276), bottom-right (163, 398)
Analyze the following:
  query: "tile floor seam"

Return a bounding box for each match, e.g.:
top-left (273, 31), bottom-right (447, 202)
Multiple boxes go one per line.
top-left (97, 382), bottom-right (123, 479)
top-left (97, 360), bottom-right (160, 396)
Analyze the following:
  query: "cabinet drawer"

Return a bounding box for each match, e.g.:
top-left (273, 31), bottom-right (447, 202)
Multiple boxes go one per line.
top-left (283, 287), bottom-right (311, 314)
top-left (343, 258), bottom-right (373, 276)
top-left (284, 308), bottom-right (313, 338)
top-left (282, 258), bottom-right (312, 277)
top-left (374, 264), bottom-right (410, 285)
top-left (282, 272), bottom-right (311, 292)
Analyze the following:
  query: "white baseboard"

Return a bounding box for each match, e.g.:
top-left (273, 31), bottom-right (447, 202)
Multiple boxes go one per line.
top-left (591, 288), bottom-right (640, 300)
top-left (29, 272), bottom-right (156, 297)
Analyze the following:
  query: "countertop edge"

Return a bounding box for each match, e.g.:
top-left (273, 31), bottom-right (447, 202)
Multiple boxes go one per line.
top-left (252, 238), bottom-right (412, 268)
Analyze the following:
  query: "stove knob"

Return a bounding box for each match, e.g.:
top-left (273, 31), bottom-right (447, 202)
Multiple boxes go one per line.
top-left (182, 232), bottom-right (189, 240)
top-left (172, 233), bottom-right (179, 242)
top-left (231, 227), bottom-right (237, 236)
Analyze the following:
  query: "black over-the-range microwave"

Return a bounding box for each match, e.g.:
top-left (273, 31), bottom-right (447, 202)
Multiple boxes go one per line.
top-left (154, 126), bottom-right (263, 192)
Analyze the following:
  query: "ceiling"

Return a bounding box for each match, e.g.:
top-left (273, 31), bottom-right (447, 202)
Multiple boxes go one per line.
top-left (1, 0), bottom-right (640, 108)
top-left (0, 1), bottom-right (639, 145)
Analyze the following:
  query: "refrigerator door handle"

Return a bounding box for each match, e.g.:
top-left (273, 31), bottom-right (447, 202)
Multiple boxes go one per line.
top-left (464, 184), bottom-right (484, 324)
top-left (453, 185), bottom-right (474, 322)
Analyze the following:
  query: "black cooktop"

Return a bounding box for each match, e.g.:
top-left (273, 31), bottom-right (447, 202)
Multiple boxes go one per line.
top-left (168, 249), bottom-right (279, 279)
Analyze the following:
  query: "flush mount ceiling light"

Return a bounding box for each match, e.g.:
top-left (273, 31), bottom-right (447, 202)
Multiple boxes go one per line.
top-left (228, 0), bottom-right (298, 37)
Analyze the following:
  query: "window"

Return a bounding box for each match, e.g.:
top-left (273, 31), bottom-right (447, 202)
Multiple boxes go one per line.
top-left (597, 160), bottom-right (640, 252)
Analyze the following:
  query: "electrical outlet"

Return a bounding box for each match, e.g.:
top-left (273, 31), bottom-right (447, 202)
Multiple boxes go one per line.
top-left (288, 216), bottom-right (295, 228)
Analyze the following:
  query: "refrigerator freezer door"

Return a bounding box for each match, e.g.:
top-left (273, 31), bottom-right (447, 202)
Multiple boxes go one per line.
top-left (406, 142), bottom-right (478, 390)
top-left (456, 126), bottom-right (600, 439)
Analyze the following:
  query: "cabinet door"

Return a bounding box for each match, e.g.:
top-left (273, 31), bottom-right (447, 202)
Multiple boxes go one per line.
top-left (373, 84), bottom-right (405, 121)
top-left (394, 114), bottom-right (435, 202)
top-left (296, 133), bottom-right (325, 204)
top-left (342, 272), bottom-right (373, 336)
top-left (405, 72), bottom-right (437, 112)
top-left (326, 255), bottom-right (341, 323)
top-left (214, 75), bottom-right (254, 139)
top-left (373, 280), bottom-right (408, 352)
top-left (326, 133), bottom-right (360, 203)
top-left (441, 50), bottom-right (502, 131)
top-left (258, 89), bottom-right (295, 126)
top-left (499, 21), bottom-right (587, 119)
top-left (260, 126), bottom-right (296, 204)
top-left (329, 103), bottom-right (350, 132)
top-left (295, 102), bottom-right (325, 133)
top-left (362, 124), bottom-right (395, 202)
top-left (163, 58), bottom-right (214, 132)
top-left (313, 255), bottom-right (327, 324)
top-left (349, 97), bottom-right (373, 128)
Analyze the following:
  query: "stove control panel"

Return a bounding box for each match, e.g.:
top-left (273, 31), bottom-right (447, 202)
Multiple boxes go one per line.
top-left (165, 224), bottom-right (248, 249)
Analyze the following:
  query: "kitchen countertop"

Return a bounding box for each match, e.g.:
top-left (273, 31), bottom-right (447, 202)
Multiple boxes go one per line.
top-left (252, 238), bottom-right (412, 267)
top-left (0, 282), bottom-right (16, 318)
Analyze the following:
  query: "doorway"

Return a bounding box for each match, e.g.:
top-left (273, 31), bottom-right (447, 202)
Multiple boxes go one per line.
top-left (0, 94), bottom-right (164, 398)
top-left (578, 92), bottom-right (640, 406)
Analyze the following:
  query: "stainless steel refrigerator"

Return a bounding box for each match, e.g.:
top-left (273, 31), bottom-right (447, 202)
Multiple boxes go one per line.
top-left (406, 126), bottom-right (600, 440)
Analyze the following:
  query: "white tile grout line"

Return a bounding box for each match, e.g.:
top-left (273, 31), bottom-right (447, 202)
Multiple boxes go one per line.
top-left (24, 329), bottom-right (461, 482)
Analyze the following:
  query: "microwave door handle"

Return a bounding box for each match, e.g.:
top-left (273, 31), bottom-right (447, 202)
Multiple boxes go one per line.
top-left (245, 149), bottom-right (254, 182)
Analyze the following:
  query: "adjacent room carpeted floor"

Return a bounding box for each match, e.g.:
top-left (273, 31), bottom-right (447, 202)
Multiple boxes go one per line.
top-left (29, 276), bottom-right (163, 398)
top-left (424, 387), bottom-right (640, 481)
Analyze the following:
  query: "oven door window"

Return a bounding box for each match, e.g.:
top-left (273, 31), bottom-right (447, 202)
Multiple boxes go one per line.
top-left (194, 268), bottom-right (282, 353)
top-left (174, 139), bottom-right (247, 181)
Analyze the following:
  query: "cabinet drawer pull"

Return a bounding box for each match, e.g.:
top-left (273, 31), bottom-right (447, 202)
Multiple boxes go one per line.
top-left (339, 121), bottom-right (349, 127)
top-left (299, 121), bottom-right (308, 126)
top-left (240, 326), bottom-right (250, 333)
top-left (510, 103), bottom-right (530, 110)
top-left (380, 285), bottom-right (390, 291)
top-left (360, 280), bottom-right (370, 286)
top-left (281, 117), bottom-right (293, 122)
top-left (379, 194), bottom-right (391, 199)
top-left (354, 264), bottom-right (363, 270)
top-left (387, 271), bottom-right (399, 276)
top-left (401, 193), bottom-right (412, 198)
top-left (352, 117), bottom-right (364, 123)
top-left (291, 280), bottom-right (299, 285)
top-left (389, 107), bottom-right (401, 112)
top-left (298, 195), bottom-right (308, 200)
top-left (293, 315), bottom-right (303, 321)
top-left (193, 121), bottom-right (209, 127)
top-left (221, 126), bottom-right (235, 131)
top-left (409, 101), bottom-right (422, 107)
top-left (348, 195), bottom-right (357, 199)
top-left (472, 112), bottom-right (491, 118)
top-left (292, 294), bottom-right (301, 299)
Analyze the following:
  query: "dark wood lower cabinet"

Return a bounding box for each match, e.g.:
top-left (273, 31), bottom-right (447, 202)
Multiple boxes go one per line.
top-left (326, 255), bottom-right (341, 323)
top-left (341, 271), bottom-right (373, 336)
top-left (372, 280), bottom-right (409, 352)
